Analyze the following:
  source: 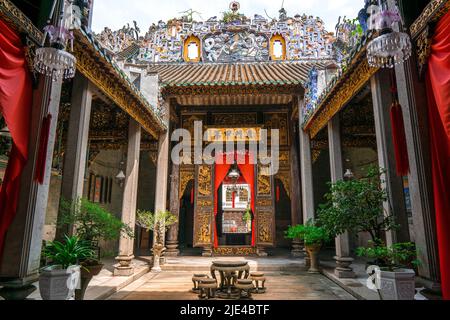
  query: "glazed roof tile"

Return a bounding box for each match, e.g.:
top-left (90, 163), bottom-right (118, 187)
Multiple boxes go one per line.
top-left (146, 61), bottom-right (328, 88)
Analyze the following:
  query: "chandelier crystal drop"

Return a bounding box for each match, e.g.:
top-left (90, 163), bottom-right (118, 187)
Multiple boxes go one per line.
top-left (33, 0), bottom-right (80, 81)
top-left (34, 47), bottom-right (76, 81)
top-left (366, 1), bottom-right (412, 69)
top-left (367, 31), bottom-right (412, 68)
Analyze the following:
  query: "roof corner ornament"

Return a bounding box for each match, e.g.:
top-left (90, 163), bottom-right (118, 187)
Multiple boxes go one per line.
top-left (230, 1), bottom-right (240, 13)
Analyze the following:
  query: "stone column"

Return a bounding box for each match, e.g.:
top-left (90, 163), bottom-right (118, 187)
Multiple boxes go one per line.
top-left (299, 103), bottom-right (315, 264)
top-left (152, 127), bottom-right (170, 272)
top-left (0, 76), bottom-right (63, 299)
top-left (328, 115), bottom-right (356, 278)
top-left (299, 113), bottom-right (315, 223)
top-left (371, 70), bottom-right (410, 245)
top-left (55, 74), bottom-right (93, 241)
top-left (290, 106), bottom-right (303, 257)
top-left (166, 162), bottom-right (180, 256)
top-left (394, 55), bottom-right (441, 290)
top-left (114, 119), bottom-right (141, 276)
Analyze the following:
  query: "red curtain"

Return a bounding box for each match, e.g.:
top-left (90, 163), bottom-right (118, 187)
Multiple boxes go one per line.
top-left (237, 152), bottom-right (256, 247)
top-left (213, 153), bottom-right (231, 248)
top-left (0, 19), bottom-right (32, 258)
top-left (213, 152), bottom-right (256, 248)
top-left (426, 11), bottom-right (450, 300)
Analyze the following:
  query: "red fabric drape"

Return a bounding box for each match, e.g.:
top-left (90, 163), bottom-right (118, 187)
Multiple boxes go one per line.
top-left (236, 152), bottom-right (256, 247)
top-left (0, 19), bottom-right (32, 258)
top-left (390, 102), bottom-right (409, 176)
top-left (426, 11), bottom-right (450, 300)
top-left (213, 153), bottom-right (231, 248)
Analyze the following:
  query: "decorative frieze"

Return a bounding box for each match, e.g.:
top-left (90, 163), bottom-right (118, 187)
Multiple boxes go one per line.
top-left (305, 56), bottom-right (378, 139)
top-left (410, 0), bottom-right (450, 38)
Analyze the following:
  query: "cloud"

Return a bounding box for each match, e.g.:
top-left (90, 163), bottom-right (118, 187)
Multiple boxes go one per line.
top-left (91, 0), bottom-right (363, 33)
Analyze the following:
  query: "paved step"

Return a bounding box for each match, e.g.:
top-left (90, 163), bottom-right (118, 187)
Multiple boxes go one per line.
top-left (138, 256), bottom-right (309, 272)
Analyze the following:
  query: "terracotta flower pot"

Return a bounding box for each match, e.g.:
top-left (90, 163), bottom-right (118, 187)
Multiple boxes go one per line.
top-left (305, 244), bottom-right (322, 274)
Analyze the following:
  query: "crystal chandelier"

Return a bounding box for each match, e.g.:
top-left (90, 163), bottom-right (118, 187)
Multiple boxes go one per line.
top-left (34, 0), bottom-right (81, 81)
top-left (366, 1), bottom-right (412, 68)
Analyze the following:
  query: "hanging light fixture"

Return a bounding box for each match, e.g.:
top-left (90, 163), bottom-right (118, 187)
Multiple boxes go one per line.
top-left (34, 0), bottom-right (81, 81)
top-left (366, 0), bottom-right (412, 68)
top-left (227, 160), bottom-right (241, 187)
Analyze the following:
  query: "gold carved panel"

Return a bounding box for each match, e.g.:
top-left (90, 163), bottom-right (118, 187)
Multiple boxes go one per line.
top-left (257, 199), bottom-right (273, 207)
top-left (194, 211), bottom-right (212, 246)
top-left (257, 165), bottom-right (272, 196)
top-left (264, 113), bottom-right (289, 146)
top-left (213, 113), bottom-right (257, 126)
top-left (179, 170), bottom-right (194, 199)
top-left (276, 170), bottom-right (291, 199)
top-left (257, 211), bottom-right (274, 245)
top-left (213, 247), bottom-right (257, 256)
top-left (197, 165), bottom-right (212, 197)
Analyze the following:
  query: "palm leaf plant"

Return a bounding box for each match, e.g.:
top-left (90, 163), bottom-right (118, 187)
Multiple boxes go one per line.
top-left (42, 236), bottom-right (94, 269)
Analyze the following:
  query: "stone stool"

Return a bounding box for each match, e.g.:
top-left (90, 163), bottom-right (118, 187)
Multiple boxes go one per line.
top-left (235, 279), bottom-right (254, 299)
top-left (250, 272), bottom-right (266, 294)
top-left (198, 278), bottom-right (218, 300)
top-left (192, 274), bottom-right (208, 293)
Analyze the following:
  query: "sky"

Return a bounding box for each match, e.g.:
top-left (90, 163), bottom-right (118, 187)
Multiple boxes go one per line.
top-left (91, 0), bottom-right (364, 34)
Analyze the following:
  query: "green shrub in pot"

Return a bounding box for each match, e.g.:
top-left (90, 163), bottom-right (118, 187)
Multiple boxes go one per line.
top-left (39, 236), bottom-right (94, 300)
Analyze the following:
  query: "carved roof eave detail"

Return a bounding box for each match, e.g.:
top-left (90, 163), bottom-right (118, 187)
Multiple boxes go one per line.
top-left (0, 0), bottom-right (43, 44)
top-left (74, 29), bottom-right (167, 138)
top-left (0, 0), bottom-right (166, 138)
top-left (160, 83), bottom-right (304, 98)
top-left (303, 43), bottom-right (378, 139)
top-left (410, 0), bottom-right (450, 39)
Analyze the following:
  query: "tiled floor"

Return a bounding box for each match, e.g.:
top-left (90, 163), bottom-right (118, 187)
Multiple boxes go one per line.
top-left (108, 270), bottom-right (356, 300)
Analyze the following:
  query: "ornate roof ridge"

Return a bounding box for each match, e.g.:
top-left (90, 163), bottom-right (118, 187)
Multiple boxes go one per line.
top-left (128, 59), bottom-right (335, 67)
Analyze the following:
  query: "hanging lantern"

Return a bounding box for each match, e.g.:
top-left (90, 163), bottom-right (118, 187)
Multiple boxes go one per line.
top-left (34, 0), bottom-right (81, 81)
top-left (366, 1), bottom-right (412, 68)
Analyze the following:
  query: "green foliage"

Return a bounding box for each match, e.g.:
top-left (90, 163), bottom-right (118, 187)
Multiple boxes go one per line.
top-left (317, 166), bottom-right (398, 246)
top-left (242, 208), bottom-right (252, 223)
top-left (356, 242), bottom-right (421, 272)
top-left (222, 11), bottom-right (244, 23)
top-left (42, 236), bottom-right (94, 269)
top-left (285, 221), bottom-right (330, 246)
top-left (136, 210), bottom-right (178, 232)
top-left (59, 198), bottom-right (134, 243)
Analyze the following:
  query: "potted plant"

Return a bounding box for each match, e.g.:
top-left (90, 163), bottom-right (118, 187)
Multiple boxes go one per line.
top-left (357, 242), bottom-right (420, 300)
top-left (40, 236), bottom-right (94, 300)
top-left (286, 222), bottom-right (330, 273)
top-left (59, 198), bottom-right (134, 300)
top-left (317, 166), bottom-right (399, 248)
top-left (242, 208), bottom-right (252, 231)
top-left (136, 210), bottom-right (178, 270)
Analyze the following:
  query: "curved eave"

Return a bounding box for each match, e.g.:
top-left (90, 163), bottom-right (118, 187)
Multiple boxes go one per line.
top-left (75, 29), bottom-right (167, 137)
top-left (303, 34), bottom-right (378, 139)
top-left (0, 0), bottom-right (166, 139)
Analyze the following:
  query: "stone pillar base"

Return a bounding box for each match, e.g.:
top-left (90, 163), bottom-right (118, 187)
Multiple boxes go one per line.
top-left (0, 284), bottom-right (37, 301)
top-left (0, 276), bottom-right (39, 300)
top-left (202, 247), bottom-right (213, 257)
top-left (334, 256), bottom-right (356, 279)
top-left (291, 240), bottom-right (304, 258)
top-left (114, 255), bottom-right (135, 277)
top-left (165, 241), bottom-right (180, 257)
top-left (257, 247), bottom-right (268, 257)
